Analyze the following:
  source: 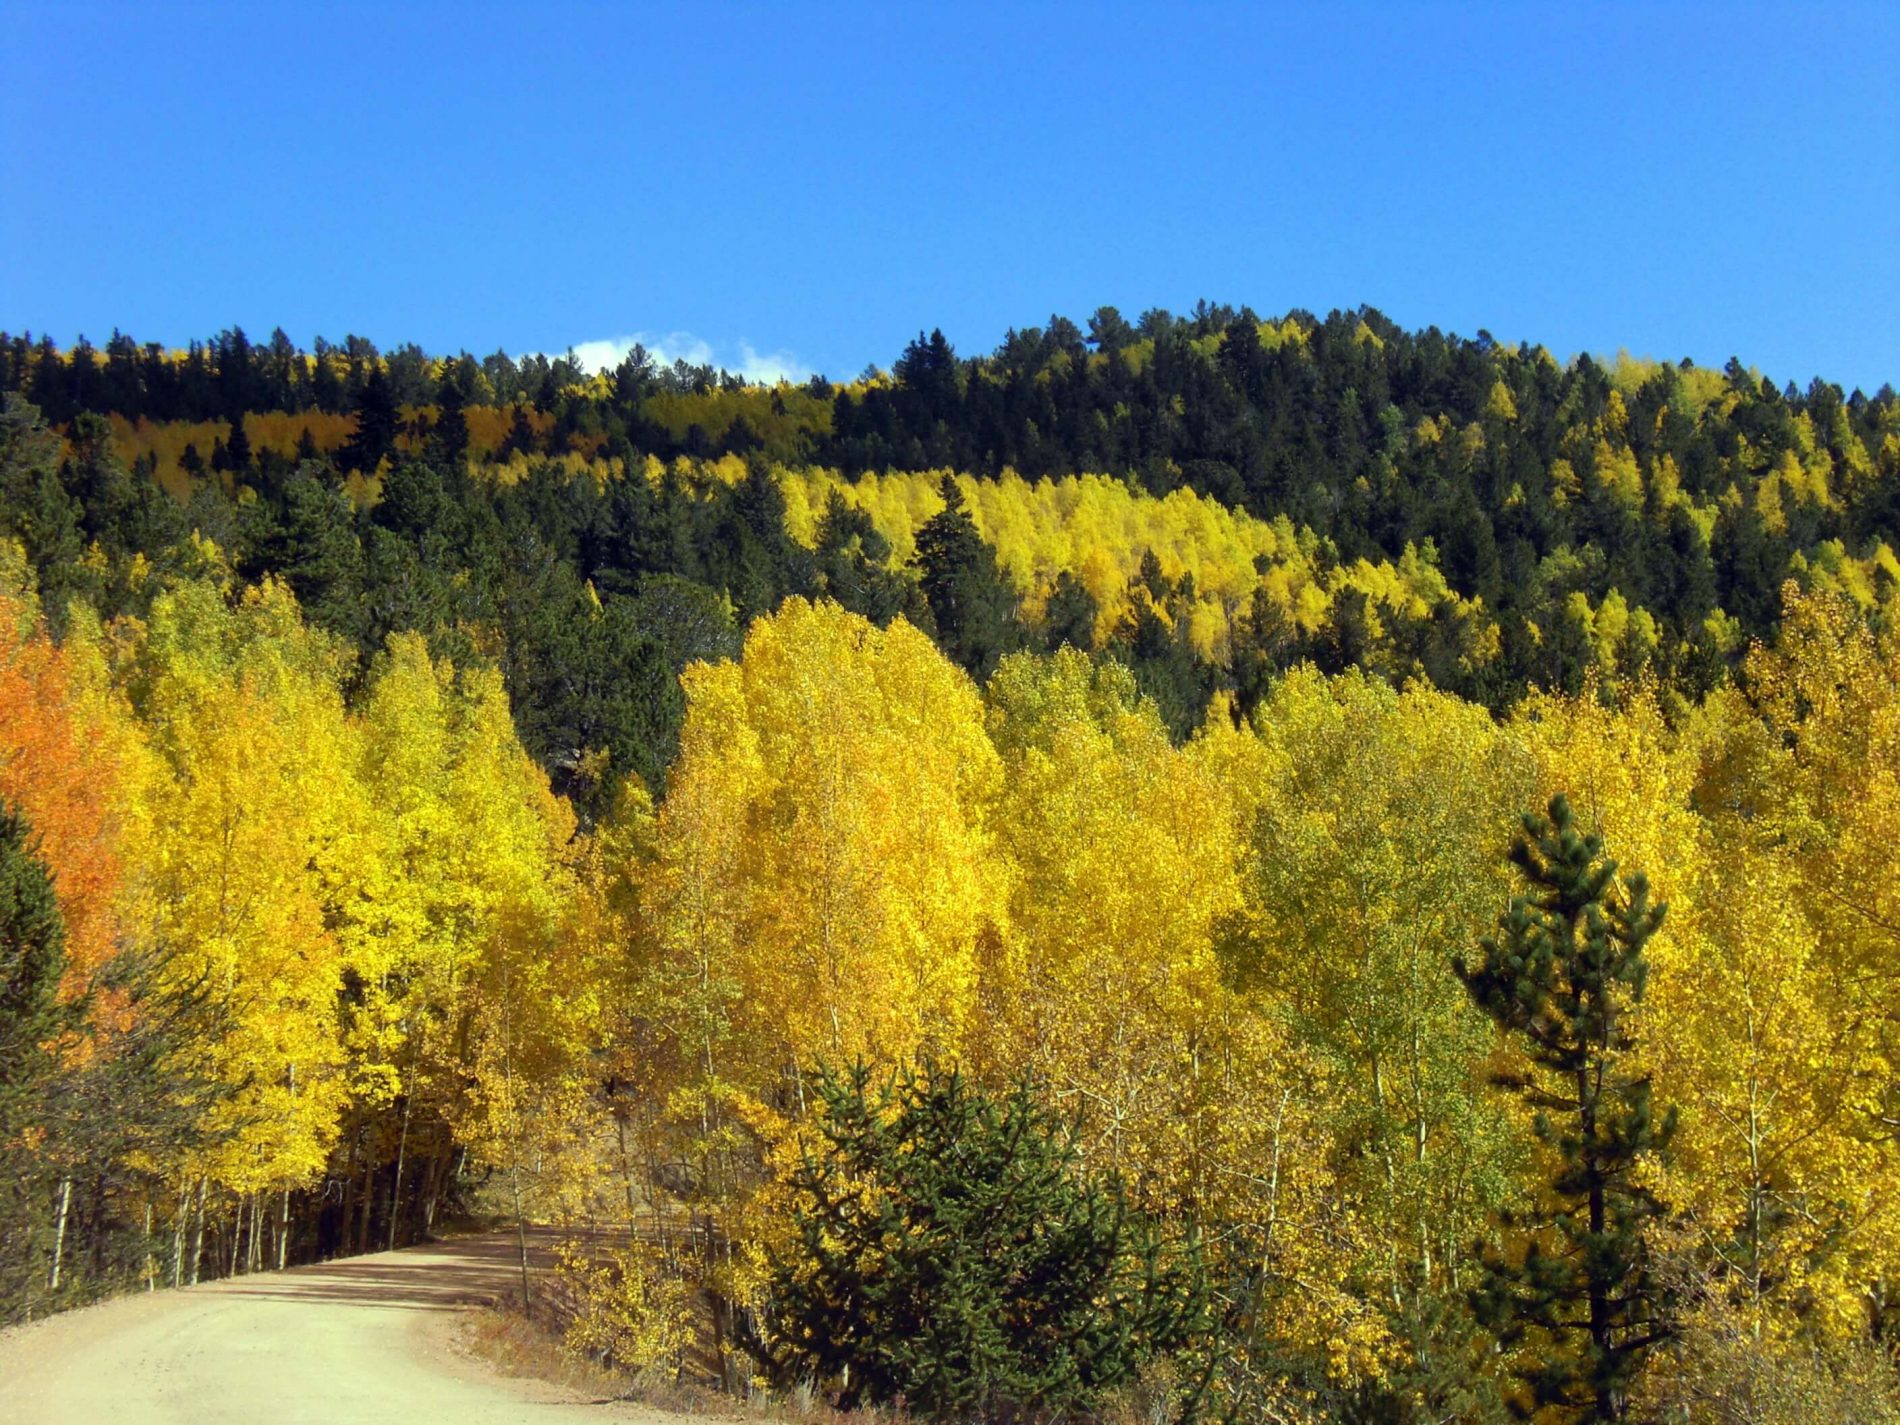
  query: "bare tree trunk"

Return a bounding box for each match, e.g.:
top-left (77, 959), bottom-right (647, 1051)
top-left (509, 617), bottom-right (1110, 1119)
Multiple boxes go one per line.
top-left (277, 1188), bottom-right (290, 1270)
top-left (388, 1057), bottom-right (416, 1252)
top-left (228, 1192), bottom-right (245, 1276)
top-left (247, 1192), bottom-right (261, 1273)
top-left (339, 1125), bottom-right (358, 1259)
top-left (188, 1178), bottom-right (208, 1286)
top-left (615, 1112), bottom-right (640, 1238)
top-left (48, 1177), bottom-right (73, 1292)
top-left (356, 1158), bottom-right (376, 1256)
top-left (510, 1162), bottom-right (532, 1318)
top-left (144, 1201), bottom-right (156, 1292)
top-left (427, 1144), bottom-right (463, 1238)
top-left (502, 995), bottom-right (531, 1319)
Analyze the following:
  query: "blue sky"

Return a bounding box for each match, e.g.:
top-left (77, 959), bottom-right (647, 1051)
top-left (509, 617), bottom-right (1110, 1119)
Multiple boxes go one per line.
top-left (4, 2), bottom-right (1896, 390)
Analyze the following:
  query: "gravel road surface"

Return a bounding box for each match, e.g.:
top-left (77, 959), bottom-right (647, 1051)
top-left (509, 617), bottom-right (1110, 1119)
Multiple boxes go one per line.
top-left (0, 1233), bottom-right (675, 1424)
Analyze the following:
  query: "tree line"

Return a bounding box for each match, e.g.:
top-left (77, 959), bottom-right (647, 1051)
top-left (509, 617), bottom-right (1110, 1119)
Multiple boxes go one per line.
top-left (1, 318), bottom-right (1897, 810)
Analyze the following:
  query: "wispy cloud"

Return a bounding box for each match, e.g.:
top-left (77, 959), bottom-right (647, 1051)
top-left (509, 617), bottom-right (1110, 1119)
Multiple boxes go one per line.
top-left (559, 332), bottom-right (811, 385)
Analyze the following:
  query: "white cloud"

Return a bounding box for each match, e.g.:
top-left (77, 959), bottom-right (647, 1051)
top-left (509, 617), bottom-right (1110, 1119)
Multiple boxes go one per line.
top-left (558, 332), bottom-right (811, 385)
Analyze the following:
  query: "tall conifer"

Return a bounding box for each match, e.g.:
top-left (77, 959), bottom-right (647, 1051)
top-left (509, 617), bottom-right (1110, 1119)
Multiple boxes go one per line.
top-left (1457, 794), bottom-right (1676, 1422)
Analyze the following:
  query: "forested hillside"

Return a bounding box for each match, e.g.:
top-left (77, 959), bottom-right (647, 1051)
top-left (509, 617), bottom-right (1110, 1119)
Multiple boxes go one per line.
top-left (4, 308), bottom-right (1897, 771)
top-left (2, 310), bottom-right (1897, 1423)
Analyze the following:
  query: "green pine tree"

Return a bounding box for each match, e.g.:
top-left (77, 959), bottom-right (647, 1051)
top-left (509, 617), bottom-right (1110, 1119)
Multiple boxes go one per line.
top-left (499, 403), bottom-right (539, 461)
top-left (814, 489), bottom-right (911, 626)
top-left (339, 365), bottom-right (400, 473)
top-left (912, 476), bottom-right (1020, 680)
top-left (759, 1059), bottom-right (1211, 1423)
top-left (1041, 568), bottom-right (1099, 652)
top-left (0, 804), bottom-right (72, 1315)
top-left (1456, 794), bottom-right (1677, 1423)
top-left (0, 804), bottom-right (69, 1104)
top-left (430, 368), bottom-right (471, 469)
top-left (224, 410), bottom-right (252, 475)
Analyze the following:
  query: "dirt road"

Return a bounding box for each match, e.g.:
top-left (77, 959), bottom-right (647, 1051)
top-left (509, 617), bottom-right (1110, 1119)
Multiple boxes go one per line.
top-left (0, 1233), bottom-right (677, 1424)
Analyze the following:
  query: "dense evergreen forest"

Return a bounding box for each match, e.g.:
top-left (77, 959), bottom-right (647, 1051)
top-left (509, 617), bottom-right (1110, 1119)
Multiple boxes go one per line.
top-left (1, 309), bottom-right (1897, 1423)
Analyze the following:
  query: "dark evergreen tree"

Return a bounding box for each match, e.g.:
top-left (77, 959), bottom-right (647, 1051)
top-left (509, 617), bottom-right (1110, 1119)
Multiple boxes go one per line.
top-left (499, 572), bottom-right (679, 813)
top-left (621, 572), bottom-right (740, 682)
top-left (499, 404), bottom-right (539, 461)
top-left (372, 459), bottom-right (453, 545)
top-left (912, 476), bottom-right (1020, 680)
top-left (263, 472), bottom-right (368, 643)
top-left (338, 365), bottom-right (400, 473)
top-left (1041, 568), bottom-right (1099, 652)
top-left (1229, 584), bottom-right (1300, 719)
top-left (0, 396), bottom-right (88, 618)
top-left (224, 411), bottom-right (252, 475)
top-left (758, 1059), bottom-right (1212, 1423)
top-left (429, 368), bottom-right (470, 468)
top-left (1455, 795), bottom-right (1677, 1423)
top-left (0, 805), bottom-right (71, 1119)
top-left (720, 413), bottom-right (764, 456)
top-left (700, 457), bottom-right (813, 622)
top-left (0, 804), bottom-right (71, 1316)
top-left (813, 490), bottom-right (911, 626)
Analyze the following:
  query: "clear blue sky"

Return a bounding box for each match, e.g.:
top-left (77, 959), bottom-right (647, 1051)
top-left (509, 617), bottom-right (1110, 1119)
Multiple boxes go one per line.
top-left (4, 2), bottom-right (1896, 390)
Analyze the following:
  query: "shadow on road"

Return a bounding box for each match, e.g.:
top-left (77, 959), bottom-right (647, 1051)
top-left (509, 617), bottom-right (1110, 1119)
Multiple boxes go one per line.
top-left (214, 1231), bottom-right (560, 1313)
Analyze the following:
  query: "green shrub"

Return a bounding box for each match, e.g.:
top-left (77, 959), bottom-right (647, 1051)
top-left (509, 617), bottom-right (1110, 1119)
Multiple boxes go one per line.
top-left (757, 1059), bottom-right (1211, 1422)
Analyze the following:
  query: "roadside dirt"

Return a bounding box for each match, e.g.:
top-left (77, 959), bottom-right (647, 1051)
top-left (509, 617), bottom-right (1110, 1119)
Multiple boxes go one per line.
top-left (0, 1232), bottom-right (685, 1424)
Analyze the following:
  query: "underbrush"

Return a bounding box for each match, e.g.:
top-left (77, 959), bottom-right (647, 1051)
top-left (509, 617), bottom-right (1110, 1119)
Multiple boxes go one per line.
top-left (459, 1279), bottom-right (890, 1425)
top-left (459, 1252), bottom-right (1212, 1425)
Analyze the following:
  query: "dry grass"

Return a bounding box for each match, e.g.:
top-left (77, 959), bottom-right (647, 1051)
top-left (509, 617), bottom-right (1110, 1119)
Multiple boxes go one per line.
top-left (459, 1304), bottom-right (637, 1402)
top-left (457, 1292), bottom-right (902, 1425)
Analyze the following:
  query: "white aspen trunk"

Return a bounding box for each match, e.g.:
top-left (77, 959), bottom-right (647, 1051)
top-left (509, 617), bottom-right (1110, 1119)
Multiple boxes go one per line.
top-left (188, 1177), bottom-right (207, 1285)
top-left (615, 1113), bottom-right (640, 1238)
top-left (228, 1192), bottom-right (244, 1276)
top-left (507, 1110), bottom-right (531, 1314)
top-left (387, 1053), bottom-right (416, 1253)
top-left (280, 1061), bottom-right (296, 1271)
top-left (501, 994), bottom-right (532, 1320)
top-left (48, 1177), bottom-right (73, 1291)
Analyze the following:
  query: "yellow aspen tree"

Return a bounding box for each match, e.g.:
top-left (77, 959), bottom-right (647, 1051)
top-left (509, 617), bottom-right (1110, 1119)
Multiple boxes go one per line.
top-left (1218, 668), bottom-right (1535, 1377)
top-left (653, 598), bottom-right (1005, 1085)
top-left (982, 649), bottom-right (1235, 1185)
top-left (110, 578), bottom-right (364, 1205)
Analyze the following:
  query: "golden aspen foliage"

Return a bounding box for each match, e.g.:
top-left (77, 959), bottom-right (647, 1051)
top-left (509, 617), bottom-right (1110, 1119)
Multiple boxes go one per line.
top-left (649, 598), bottom-right (1005, 1081)
top-left (1216, 669), bottom-right (1535, 1374)
top-left (1704, 588), bottom-right (1900, 1327)
top-left (977, 654), bottom-right (1373, 1376)
top-left (1514, 650), bottom-right (1899, 1346)
top-left (981, 649), bottom-right (1237, 1182)
top-left (0, 573), bottom-right (127, 1008)
top-left (1744, 586), bottom-right (1900, 979)
top-left (416, 654), bottom-right (592, 1216)
top-left (343, 632), bottom-right (585, 1208)
top-left (775, 465), bottom-right (1493, 662)
top-left (100, 577), bottom-right (364, 1196)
